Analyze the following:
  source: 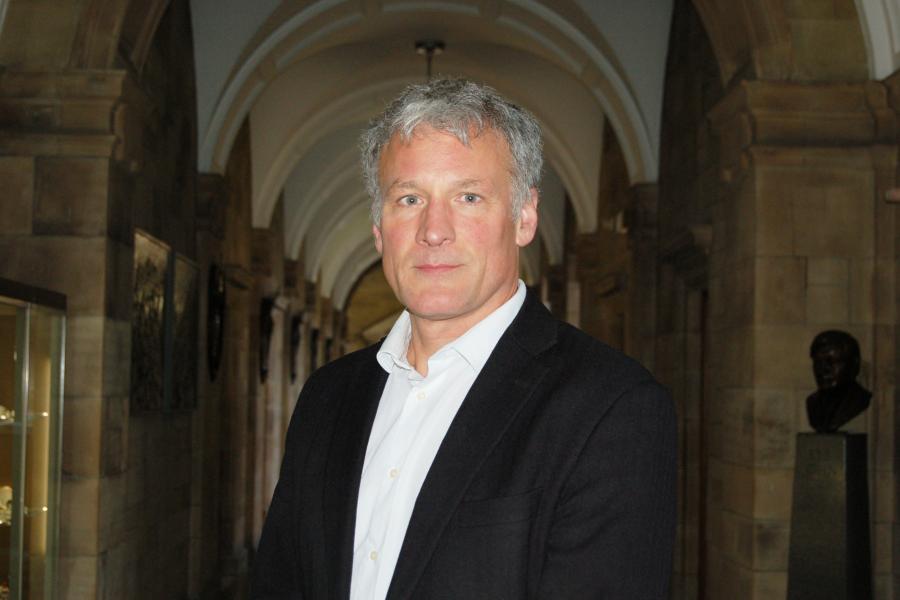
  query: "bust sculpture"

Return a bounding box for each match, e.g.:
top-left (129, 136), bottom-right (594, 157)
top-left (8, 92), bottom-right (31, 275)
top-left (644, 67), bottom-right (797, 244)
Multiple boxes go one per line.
top-left (806, 330), bottom-right (871, 433)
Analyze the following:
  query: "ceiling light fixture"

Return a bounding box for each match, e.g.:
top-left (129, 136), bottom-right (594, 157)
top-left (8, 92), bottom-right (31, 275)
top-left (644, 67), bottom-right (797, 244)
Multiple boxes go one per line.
top-left (415, 39), bottom-right (445, 80)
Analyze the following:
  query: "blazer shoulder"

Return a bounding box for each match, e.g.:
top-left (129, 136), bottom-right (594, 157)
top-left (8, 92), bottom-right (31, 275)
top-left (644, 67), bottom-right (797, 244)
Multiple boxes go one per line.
top-left (304, 342), bottom-right (380, 387)
top-left (553, 320), bottom-right (654, 387)
top-left (507, 293), bottom-right (662, 402)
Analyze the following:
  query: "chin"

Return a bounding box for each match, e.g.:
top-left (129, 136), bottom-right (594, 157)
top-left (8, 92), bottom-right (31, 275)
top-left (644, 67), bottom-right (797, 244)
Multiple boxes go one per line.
top-left (403, 295), bottom-right (469, 321)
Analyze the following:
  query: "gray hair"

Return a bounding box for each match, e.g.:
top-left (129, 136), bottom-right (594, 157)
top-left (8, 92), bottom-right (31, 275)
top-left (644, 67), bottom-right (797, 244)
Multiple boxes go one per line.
top-left (360, 78), bottom-right (543, 225)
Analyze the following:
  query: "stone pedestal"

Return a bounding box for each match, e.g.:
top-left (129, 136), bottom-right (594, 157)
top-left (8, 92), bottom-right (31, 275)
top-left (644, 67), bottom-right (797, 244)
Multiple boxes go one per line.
top-left (787, 433), bottom-right (872, 599)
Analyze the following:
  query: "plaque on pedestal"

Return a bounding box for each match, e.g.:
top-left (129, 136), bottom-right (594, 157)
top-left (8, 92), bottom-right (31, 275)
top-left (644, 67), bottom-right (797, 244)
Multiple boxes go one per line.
top-left (787, 432), bottom-right (871, 600)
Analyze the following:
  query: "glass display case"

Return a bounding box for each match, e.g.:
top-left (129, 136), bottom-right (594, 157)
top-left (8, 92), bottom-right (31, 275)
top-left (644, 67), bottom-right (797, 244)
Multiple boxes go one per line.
top-left (0, 279), bottom-right (65, 600)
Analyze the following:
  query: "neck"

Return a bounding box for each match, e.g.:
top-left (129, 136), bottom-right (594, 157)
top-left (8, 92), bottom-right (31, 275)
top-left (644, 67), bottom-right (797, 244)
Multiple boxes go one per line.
top-left (405, 282), bottom-right (519, 376)
top-left (405, 319), bottom-right (462, 376)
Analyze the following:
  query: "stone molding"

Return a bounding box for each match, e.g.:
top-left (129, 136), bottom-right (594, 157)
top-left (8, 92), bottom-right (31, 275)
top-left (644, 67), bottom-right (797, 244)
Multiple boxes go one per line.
top-left (0, 70), bottom-right (128, 159)
top-left (0, 131), bottom-right (116, 157)
top-left (0, 70), bottom-right (126, 131)
top-left (708, 80), bottom-right (899, 182)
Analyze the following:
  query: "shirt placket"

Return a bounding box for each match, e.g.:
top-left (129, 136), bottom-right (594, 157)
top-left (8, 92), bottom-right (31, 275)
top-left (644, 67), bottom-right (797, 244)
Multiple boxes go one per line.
top-left (366, 372), bottom-right (434, 596)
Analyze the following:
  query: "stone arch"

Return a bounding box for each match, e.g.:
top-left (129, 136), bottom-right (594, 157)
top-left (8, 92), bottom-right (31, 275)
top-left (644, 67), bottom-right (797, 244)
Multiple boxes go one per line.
top-left (692, 0), bottom-right (869, 85)
top-left (116, 0), bottom-right (172, 72)
top-left (0, 0), bottom-right (170, 70)
top-left (68, 0), bottom-right (131, 69)
top-left (691, 0), bottom-right (787, 84)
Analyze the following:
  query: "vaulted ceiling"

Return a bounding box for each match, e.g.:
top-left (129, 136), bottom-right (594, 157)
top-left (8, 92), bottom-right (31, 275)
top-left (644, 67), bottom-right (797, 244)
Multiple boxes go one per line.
top-left (184, 0), bottom-right (900, 308)
top-left (189, 0), bottom-right (673, 308)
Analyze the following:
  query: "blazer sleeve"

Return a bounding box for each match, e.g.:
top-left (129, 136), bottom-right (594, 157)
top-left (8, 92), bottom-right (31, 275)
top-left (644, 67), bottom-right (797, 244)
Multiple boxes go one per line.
top-left (536, 380), bottom-right (677, 599)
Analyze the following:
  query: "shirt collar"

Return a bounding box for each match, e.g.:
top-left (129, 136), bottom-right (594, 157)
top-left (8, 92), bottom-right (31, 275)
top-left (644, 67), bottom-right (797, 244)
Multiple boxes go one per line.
top-left (377, 311), bottom-right (413, 373)
top-left (376, 280), bottom-right (527, 375)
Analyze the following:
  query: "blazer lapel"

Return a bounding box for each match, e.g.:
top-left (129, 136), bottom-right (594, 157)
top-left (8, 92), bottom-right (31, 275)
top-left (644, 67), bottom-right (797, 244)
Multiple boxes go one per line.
top-left (386, 294), bottom-right (558, 599)
top-left (322, 352), bottom-right (388, 599)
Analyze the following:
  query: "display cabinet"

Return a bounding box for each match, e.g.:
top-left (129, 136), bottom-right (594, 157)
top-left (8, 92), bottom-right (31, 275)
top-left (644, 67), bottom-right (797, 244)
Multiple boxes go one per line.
top-left (0, 279), bottom-right (64, 600)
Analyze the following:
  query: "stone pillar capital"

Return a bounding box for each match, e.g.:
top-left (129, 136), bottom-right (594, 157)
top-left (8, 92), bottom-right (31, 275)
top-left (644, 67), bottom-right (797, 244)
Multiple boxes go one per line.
top-left (0, 69), bottom-right (129, 158)
top-left (707, 79), bottom-right (898, 183)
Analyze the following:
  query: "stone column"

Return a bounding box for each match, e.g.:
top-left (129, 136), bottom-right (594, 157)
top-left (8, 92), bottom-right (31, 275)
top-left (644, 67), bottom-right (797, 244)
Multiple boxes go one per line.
top-left (189, 173), bottom-right (227, 597)
top-left (626, 183), bottom-right (660, 371)
top-left (217, 121), bottom-right (255, 594)
top-left (250, 219), bottom-right (287, 545)
top-left (704, 80), bottom-right (897, 599)
top-left (657, 207), bottom-right (711, 600)
top-left (283, 259), bottom-right (304, 434)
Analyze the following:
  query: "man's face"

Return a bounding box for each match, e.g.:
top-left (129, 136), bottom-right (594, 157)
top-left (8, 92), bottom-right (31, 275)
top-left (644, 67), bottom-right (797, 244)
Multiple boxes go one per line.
top-left (812, 344), bottom-right (854, 390)
top-left (373, 125), bottom-right (538, 330)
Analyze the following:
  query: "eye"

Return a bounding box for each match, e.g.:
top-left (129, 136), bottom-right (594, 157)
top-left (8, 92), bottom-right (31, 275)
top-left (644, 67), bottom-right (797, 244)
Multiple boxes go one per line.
top-left (399, 195), bottom-right (419, 206)
top-left (461, 193), bottom-right (480, 203)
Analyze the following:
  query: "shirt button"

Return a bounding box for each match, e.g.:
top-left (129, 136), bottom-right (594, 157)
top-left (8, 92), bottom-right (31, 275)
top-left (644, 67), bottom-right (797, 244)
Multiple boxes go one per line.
top-left (389, 468), bottom-right (399, 479)
top-left (416, 391), bottom-right (426, 400)
top-left (369, 550), bottom-right (378, 561)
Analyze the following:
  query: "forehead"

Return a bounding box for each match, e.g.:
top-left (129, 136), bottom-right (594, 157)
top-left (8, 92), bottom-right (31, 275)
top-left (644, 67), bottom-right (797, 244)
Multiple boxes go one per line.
top-left (379, 125), bottom-right (511, 170)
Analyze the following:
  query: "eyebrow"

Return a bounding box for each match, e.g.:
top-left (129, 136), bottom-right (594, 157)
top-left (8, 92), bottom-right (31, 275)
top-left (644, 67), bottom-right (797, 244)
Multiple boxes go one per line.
top-left (386, 178), bottom-right (487, 192)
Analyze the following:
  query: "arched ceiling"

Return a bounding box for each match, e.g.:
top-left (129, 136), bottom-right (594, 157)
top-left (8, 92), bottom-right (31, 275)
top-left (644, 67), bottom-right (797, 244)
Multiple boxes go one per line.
top-left (191, 0), bottom-right (675, 180)
top-left (189, 0), bottom-right (672, 303)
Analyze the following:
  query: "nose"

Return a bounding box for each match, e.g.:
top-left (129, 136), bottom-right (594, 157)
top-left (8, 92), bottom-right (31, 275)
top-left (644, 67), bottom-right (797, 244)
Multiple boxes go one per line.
top-left (417, 199), bottom-right (455, 246)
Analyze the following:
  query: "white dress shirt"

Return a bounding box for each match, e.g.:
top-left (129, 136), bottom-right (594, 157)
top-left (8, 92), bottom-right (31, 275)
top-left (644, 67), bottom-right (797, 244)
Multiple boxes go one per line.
top-left (349, 281), bottom-right (527, 600)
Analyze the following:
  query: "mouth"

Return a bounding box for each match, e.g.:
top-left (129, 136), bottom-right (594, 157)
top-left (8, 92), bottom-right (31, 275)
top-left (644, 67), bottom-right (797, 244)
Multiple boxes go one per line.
top-left (414, 263), bottom-right (460, 274)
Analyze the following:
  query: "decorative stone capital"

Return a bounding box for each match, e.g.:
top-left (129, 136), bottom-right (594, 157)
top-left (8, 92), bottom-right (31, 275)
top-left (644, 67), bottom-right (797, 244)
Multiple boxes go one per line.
top-left (0, 69), bottom-right (127, 158)
top-left (708, 80), bottom-right (898, 182)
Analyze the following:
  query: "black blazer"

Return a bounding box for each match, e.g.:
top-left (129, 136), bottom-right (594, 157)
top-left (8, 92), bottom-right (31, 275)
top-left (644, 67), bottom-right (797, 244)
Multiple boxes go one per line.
top-left (251, 292), bottom-right (677, 599)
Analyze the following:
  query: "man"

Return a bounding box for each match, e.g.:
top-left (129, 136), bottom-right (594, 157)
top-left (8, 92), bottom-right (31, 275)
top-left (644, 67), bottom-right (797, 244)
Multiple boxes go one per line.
top-left (251, 78), bottom-right (676, 599)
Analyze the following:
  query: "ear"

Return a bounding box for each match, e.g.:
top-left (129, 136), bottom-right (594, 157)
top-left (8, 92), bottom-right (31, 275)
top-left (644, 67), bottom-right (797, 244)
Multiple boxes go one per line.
top-left (515, 188), bottom-right (539, 248)
top-left (372, 223), bottom-right (384, 254)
